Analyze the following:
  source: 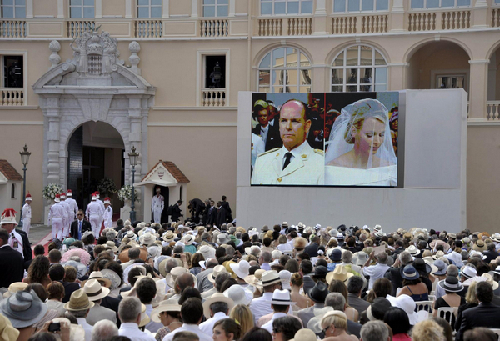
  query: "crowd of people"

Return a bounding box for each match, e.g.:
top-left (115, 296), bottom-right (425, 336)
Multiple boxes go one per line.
top-left (1, 205), bottom-right (500, 341)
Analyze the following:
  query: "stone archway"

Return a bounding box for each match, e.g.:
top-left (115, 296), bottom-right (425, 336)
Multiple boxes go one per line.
top-left (32, 30), bottom-right (155, 222)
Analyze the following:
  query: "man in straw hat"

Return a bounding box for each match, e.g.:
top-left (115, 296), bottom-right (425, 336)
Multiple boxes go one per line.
top-left (163, 298), bottom-right (212, 341)
top-left (199, 293), bottom-right (234, 336)
top-left (84, 279), bottom-right (117, 325)
top-left (64, 288), bottom-right (95, 341)
top-left (250, 270), bottom-right (283, 322)
top-left (118, 297), bottom-right (156, 341)
top-left (201, 265), bottom-right (228, 299)
top-left (0, 228), bottom-right (24, 288)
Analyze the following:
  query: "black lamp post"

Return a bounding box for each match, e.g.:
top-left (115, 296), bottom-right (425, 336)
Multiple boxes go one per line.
top-left (18, 144), bottom-right (31, 228)
top-left (128, 145), bottom-right (139, 223)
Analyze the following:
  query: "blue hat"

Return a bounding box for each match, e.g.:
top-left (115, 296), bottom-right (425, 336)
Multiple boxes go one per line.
top-left (330, 249), bottom-right (342, 261)
top-left (401, 265), bottom-right (420, 280)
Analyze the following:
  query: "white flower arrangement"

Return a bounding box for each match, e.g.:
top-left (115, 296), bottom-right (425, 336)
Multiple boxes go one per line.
top-left (42, 183), bottom-right (63, 200)
top-left (97, 177), bottom-right (118, 196)
top-left (117, 184), bottom-right (139, 202)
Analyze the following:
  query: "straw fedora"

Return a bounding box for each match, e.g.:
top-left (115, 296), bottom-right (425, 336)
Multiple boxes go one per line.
top-left (259, 270), bottom-right (281, 288)
top-left (0, 290), bottom-right (48, 329)
top-left (166, 267), bottom-right (197, 289)
top-left (82, 279), bottom-right (110, 301)
top-left (139, 233), bottom-right (156, 247)
top-left (64, 289), bottom-right (94, 311)
top-left (182, 235), bottom-right (194, 245)
top-left (405, 245), bottom-right (420, 256)
top-left (151, 302), bottom-right (181, 323)
top-left (270, 289), bottom-right (292, 306)
top-left (207, 265), bottom-right (228, 284)
top-left (326, 265), bottom-right (353, 284)
top-left (162, 231), bottom-right (175, 243)
top-left (202, 293), bottom-right (234, 319)
top-left (82, 271), bottom-right (112, 289)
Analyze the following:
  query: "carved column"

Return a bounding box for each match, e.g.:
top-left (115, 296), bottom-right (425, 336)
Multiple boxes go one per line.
top-left (129, 41), bottom-right (141, 75)
top-left (45, 96), bottom-right (61, 185)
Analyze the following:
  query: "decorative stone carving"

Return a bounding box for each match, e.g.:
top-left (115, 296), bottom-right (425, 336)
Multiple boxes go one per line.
top-left (129, 41), bottom-right (141, 75)
top-left (49, 40), bottom-right (61, 69)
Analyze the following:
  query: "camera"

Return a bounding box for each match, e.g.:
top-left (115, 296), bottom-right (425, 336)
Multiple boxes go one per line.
top-left (48, 322), bottom-right (61, 333)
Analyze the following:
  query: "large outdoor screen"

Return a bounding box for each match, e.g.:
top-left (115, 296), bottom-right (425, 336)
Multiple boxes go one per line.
top-left (251, 92), bottom-right (399, 187)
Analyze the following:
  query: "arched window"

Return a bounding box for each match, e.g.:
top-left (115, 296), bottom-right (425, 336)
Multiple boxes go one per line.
top-left (258, 47), bottom-right (312, 93)
top-left (331, 44), bottom-right (387, 92)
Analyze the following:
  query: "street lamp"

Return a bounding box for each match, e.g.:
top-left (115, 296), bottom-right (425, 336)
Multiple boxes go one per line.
top-left (18, 144), bottom-right (31, 228)
top-left (128, 145), bottom-right (139, 223)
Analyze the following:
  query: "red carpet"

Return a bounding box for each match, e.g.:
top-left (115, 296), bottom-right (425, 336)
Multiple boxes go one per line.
top-left (31, 232), bottom-right (52, 257)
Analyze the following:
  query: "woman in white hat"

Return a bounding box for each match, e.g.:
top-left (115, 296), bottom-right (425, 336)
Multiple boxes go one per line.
top-left (151, 302), bottom-right (182, 341)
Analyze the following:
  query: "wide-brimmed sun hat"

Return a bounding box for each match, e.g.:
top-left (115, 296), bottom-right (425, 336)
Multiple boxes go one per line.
top-left (82, 279), bottom-right (110, 301)
top-left (2, 283), bottom-right (28, 299)
top-left (63, 289), bottom-right (94, 311)
top-left (202, 293), bottom-right (234, 319)
top-left (441, 276), bottom-right (463, 293)
top-left (151, 302), bottom-right (181, 323)
top-left (326, 264), bottom-right (353, 284)
top-left (208, 265), bottom-right (228, 284)
top-left (223, 285), bottom-right (252, 306)
top-left (432, 259), bottom-right (448, 276)
top-left (229, 260), bottom-right (250, 280)
top-left (405, 245), bottom-right (420, 256)
top-left (82, 271), bottom-right (112, 289)
top-left (1, 290), bottom-right (48, 328)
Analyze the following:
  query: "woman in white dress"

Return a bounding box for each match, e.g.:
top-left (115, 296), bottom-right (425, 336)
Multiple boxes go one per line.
top-left (324, 98), bottom-right (397, 186)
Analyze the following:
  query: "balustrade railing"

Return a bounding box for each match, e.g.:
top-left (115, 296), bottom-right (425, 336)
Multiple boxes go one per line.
top-left (332, 16), bottom-right (357, 34)
top-left (258, 18), bottom-right (282, 36)
top-left (441, 10), bottom-right (470, 29)
top-left (202, 89), bottom-right (226, 107)
top-left (493, 8), bottom-right (500, 27)
top-left (362, 14), bottom-right (387, 33)
top-left (135, 20), bottom-right (162, 38)
top-left (486, 101), bottom-right (500, 120)
top-left (408, 12), bottom-right (436, 31)
top-left (67, 21), bottom-right (95, 38)
top-left (287, 17), bottom-right (312, 35)
top-left (200, 19), bottom-right (229, 37)
top-left (0, 20), bottom-right (26, 38)
top-left (0, 89), bottom-right (24, 106)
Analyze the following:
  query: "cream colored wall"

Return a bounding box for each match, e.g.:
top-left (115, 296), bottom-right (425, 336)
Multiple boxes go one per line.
top-left (467, 126), bottom-right (500, 235)
top-left (147, 126), bottom-right (237, 209)
top-left (169, 0), bottom-right (192, 16)
top-left (102, 0), bottom-right (126, 18)
top-left (33, 0), bottom-right (57, 17)
top-left (0, 124), bottom-right (44, 223)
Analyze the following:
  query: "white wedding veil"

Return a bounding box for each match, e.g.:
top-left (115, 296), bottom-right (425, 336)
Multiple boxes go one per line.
top-left (324, 98), bottom-right (397, 168)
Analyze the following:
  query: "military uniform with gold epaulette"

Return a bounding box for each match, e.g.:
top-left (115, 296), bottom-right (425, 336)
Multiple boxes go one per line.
top-left (251, 142), bottom-right (324, 185)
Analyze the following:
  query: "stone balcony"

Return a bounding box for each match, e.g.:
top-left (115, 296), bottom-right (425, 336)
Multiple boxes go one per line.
top-left (0, 2), bottom-right (498, 40)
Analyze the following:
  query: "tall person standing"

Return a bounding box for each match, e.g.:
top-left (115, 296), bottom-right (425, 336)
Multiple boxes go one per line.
top-left (152, 187), bottom-right (164, 224)
top-left (21, 193), bottom-right (32, 236)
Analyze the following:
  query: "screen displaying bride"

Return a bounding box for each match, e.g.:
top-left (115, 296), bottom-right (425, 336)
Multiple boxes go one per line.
top-left (324, 98), bottom-right (397, 186)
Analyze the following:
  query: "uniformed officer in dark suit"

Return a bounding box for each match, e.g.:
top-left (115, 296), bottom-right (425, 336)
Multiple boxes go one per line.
top-left (0, 228), bottom-right (24, 288)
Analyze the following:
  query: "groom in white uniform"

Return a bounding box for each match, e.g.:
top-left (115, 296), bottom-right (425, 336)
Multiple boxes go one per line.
top-left (252, 99), bottom-right (324, 185)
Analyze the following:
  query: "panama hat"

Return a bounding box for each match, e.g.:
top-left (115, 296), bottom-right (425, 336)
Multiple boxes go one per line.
top-left (139, 233), bottom-right (156, 247)
top-left (82, 279), bottom-right (110, 301)
top-left (82, 271), bottom-right (112, 288)
top-left (432, 250), bottom-right (446, 260)
top-left (199, 245), bottom-right (215, 260)
top-left (441, 276), bottom-right (463, 293)
top-left (162, 231), bottom-right (175, 242)
top-left (208, 265), bottom-right (228, 284)
top-left (270, 289), bottom-right (292, 306)
top-left (64, 289), bottom-right (94, 311)
top-left (202, 293), bottom-right (234, 319)
top-left (229, 260), bottom-right (250, 280)
top-left (326, 264), bottom-right (353, 284)
top-left (405, 245), bottom-right (420, 256)
top-left (151, 302), bottom-right (181, 323)
top-left (182, 235), bottom-right (194, 245)
top-left (279, 270), bottom-right (292, 290)
top-left (166, 267), bottom-right (189, 289)
top-left (461, 266), bottom-right (477, 279)
top-left (1, 290), bottom-right (47, 328)
top-left (244, 269), bottom-right (266, 287)
top-left (223, 285), bottom-right (252, 306)
top-left (259, 270), bottom-right (281, 288)
top-left (473, 240), bottom-right (487, 252)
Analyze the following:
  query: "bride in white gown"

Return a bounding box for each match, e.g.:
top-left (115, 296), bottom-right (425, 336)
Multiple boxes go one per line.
top-left (324, 98), bottom-right (397, 186)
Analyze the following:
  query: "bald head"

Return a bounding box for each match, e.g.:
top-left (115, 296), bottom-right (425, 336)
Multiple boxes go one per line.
top-left (176, 273), bottom-right (194, 293)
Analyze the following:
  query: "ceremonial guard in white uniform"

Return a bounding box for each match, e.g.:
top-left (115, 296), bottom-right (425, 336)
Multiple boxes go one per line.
top-left (21, 193), bottom-right (32, 236)
top-left (48, 194), bottom-right (65, 240)
top-left (59, 193), bottom-right (71, 238)
top-left (152, 188), bottom-right (164, 224)
top-left (95, 192), bottom-right (105, 233)
top-left (102, 197), bottom-right (113, 229)
top-left (87, 192), bottom-right (104, 238)
top-left (66, 189), bottom-right (79, 221)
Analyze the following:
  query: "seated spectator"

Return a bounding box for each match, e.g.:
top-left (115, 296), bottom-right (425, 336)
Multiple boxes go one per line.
top-left (432, 276), bottom-right (465, 318)
top-left (397, 265), bottom-right (428, 302)
top-left (411, 319), bottom-right (445, 341)
top-left (360, 321), bottom-right (390, 341)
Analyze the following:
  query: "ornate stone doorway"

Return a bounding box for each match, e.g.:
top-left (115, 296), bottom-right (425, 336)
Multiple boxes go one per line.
top-left (32, 30), bottom-right (155, 222)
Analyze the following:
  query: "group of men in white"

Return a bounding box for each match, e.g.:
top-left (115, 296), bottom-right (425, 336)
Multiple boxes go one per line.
top-left (48, 190), bottom-right (113, 240)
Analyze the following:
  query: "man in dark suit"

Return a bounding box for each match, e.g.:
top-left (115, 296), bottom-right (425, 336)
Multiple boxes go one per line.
top-left (304, 236), bottom-right (320, 258)
top-left (216, 201), bottom-right (227, 228)
top-left (252, 99), bottom-right (282, 152)
top-left (456, 281), bottom-right (500, 341)
top-left (221, 195), bottom-right (232, 223)
top-left (171, 200), bottom-right (183, 222)
top-left (0, 228), bottom-right (24, 288)
top-left (70, 210), bottom-right (91, 240)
